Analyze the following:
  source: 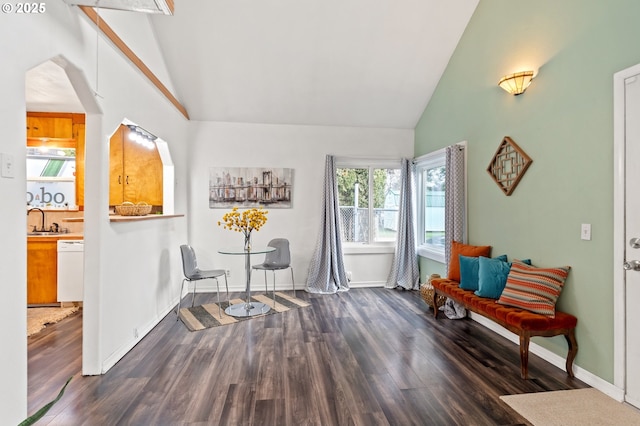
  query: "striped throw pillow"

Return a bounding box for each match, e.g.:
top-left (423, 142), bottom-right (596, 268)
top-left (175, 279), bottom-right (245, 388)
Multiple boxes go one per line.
top-left (497, 261), bottom-right (570, 317)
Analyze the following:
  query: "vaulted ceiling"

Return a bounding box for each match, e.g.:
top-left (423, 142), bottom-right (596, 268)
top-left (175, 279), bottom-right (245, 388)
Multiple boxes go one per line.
top-left (26, 1), bottom-right (479, 130)
top-left (150, 0), bottom-right (478, 129)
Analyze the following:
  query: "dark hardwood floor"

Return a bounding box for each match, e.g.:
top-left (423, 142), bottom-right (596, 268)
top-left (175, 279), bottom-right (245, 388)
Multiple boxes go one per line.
top-left (28, 288), bottom-right (589, 425)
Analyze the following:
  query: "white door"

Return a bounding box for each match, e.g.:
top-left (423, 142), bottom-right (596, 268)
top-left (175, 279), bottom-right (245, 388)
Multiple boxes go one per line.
top-left (624, 73), bottom-right (640, 409)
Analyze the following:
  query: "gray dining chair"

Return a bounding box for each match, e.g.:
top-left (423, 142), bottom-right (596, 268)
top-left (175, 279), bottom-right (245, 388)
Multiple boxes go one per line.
top-left (176, 244), bottom-right (229, 319)
top-left (251, 238), bottom-right (295, 306)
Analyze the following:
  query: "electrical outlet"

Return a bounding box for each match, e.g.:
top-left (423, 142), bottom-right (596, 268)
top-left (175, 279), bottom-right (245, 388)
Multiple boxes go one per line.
top-left (226, 269), bottom-right (231, 278)
top-left (581, 223), bottom-right (591, 241)
top-left (133, 328), bottom-right (139, 339)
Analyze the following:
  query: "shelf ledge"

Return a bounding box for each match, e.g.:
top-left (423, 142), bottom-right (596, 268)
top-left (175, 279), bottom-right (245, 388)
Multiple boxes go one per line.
top-left (109, 214), bottom-right (184, 222)
top-left (62, 214), bottom-right (184, 223)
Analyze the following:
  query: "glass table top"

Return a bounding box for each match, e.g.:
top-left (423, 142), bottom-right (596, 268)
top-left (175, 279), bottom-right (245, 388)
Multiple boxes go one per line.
top-left (217, 246), bottom-right (276, 255)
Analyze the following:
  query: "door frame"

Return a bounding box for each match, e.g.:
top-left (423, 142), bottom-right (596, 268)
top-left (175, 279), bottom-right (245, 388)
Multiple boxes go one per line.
top-left (27, 56), bottom-right (104, 375)
top-left (613, 62), bottom-right (640, 396)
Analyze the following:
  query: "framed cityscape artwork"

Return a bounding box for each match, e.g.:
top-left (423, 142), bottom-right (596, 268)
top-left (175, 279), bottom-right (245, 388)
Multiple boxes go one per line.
top-left (209, 167), bottom-right (294, 208)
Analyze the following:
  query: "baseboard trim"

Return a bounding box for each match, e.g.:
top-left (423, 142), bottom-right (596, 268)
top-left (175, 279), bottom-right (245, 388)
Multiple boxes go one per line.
top-left (469, 313), bottom-right (622, 400)
top-left (101, 302), bottom-right (176, 374)
top-left (189, 281), bottom-right (385, 293)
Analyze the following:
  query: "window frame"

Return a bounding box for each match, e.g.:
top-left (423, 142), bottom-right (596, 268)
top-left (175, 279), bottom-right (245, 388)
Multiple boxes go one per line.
top-left (335, 157), bottom-right (402, 252)
top-left (415, 149), bottom-right (446, 262)
top-left (415, 143), bottom-right (467, 263)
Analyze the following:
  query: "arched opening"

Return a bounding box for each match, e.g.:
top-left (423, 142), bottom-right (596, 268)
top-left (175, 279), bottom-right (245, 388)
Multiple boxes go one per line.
top-left (25, 56), bottom-right (102, 386)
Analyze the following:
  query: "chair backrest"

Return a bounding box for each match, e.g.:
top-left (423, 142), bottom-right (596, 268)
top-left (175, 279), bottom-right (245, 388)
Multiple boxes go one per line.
top-left (264, 238), bottom-right (291, 267)
top-left (180, 245), bottom-right (199, 279)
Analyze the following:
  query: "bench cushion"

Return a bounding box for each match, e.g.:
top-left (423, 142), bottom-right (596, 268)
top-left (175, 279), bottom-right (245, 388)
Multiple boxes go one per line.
top-left (432, 278), bottom-right (577, 332)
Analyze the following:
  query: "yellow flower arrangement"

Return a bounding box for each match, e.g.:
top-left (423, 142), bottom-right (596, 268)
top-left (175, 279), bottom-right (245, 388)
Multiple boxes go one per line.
top-left (218, 207), bottom-right (268, 250)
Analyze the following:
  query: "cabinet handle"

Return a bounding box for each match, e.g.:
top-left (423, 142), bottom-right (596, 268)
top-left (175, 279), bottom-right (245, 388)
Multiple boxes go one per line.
top-left (126, 175), bottom-right (129, 185)
top-left (118, 175), bottom-right (121, 185)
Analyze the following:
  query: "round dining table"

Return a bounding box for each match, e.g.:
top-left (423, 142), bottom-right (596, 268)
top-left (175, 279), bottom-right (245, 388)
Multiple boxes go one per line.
top-left (218, 245), bottom-right (276, 317)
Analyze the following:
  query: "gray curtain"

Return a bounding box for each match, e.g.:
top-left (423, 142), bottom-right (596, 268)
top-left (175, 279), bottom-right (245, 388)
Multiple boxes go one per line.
top-left (306, 155), bottom-right (350, 294)
top-left (386, 158), bottom-right (419, 290)
top-left (444, 144), bottom-right (466, 276)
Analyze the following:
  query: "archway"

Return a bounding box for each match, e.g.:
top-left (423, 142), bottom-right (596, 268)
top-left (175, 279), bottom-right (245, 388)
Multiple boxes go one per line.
top-left (25, 55), bottom-right (102, 378)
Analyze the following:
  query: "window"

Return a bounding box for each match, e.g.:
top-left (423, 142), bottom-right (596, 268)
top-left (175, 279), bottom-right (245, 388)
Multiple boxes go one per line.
top-left (415, 144), bottom-right (466, 262)
top-left (416, 150), bottom-right (446, 261)
top-left (336, 160), bottom-right (401, 245)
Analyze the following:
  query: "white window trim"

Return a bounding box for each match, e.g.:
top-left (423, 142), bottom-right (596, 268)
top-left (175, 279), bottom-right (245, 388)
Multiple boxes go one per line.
top-left (343, 244), bottom-right (396, 254)
top-left (335, 157), bottom-right (402, 249)
top-left (415, 148), bottom-right (446, 262)
top-left (414, 142), bottom-right (467, 263)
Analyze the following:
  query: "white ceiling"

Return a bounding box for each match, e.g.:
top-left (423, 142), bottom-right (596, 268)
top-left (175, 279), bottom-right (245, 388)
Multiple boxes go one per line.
top-left (26, 0), bottom-right (479, 129)
top-left (25, 60), bottom-right (84, 113)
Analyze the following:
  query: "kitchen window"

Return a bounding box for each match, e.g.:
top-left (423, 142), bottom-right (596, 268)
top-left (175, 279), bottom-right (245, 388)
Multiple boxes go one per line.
top-left (26, 147), bottom-right (76, 208)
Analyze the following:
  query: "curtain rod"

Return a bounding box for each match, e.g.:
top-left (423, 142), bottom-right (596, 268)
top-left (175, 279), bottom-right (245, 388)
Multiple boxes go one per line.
top-left (413, 141), bottom-right (466, 163)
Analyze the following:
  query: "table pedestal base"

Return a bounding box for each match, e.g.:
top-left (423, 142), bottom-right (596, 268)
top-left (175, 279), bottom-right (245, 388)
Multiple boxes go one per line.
top-left (225, 301), bottom-right (271, 317)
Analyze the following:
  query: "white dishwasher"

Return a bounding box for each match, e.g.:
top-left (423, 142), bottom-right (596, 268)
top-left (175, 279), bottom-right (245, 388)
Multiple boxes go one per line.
top-left (57, 240), bottom-right (84, 303)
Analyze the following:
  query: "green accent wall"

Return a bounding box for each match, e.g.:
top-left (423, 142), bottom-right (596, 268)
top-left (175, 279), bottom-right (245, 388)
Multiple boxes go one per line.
top-left (415, 0), bottom-right (640, 383)
top-left (419, 257), bottom-right (446, 283)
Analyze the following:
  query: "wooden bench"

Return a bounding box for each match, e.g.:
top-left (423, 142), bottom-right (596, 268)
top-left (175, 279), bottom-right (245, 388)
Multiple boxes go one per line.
top-left (430, 278), bottom-right (578, 379)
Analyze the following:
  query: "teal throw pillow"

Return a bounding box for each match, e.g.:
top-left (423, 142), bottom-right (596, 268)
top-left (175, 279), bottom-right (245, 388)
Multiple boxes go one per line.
top-left (475, 256), bottom-right (512, 299)
top-left (459, 254), bottom-right (507, 291)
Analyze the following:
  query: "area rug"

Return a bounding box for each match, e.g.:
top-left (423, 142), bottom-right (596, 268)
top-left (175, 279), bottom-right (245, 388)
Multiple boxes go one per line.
top-left (500, 388), bottom-right (640, 425)
top-left (178, 292), bottom-right (310, 331)
top-left (27, 306), bottom-right (79, 337)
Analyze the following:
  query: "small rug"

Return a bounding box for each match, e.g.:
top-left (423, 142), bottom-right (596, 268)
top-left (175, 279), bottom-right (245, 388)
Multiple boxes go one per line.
top-left (178, 292), bottom-right (310, 331)
top-left (27, 306), bottom-right (79, 337)
top-left (500, 388), bottom-right (640, 425)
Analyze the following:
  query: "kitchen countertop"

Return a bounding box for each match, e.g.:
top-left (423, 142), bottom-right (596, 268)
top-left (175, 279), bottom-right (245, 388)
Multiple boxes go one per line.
top-left (27, 233), bottom-right (84, 242)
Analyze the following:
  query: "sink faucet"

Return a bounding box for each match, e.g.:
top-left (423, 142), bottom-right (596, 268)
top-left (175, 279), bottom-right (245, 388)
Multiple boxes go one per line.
top-left (27, 208), bottom-right (45, 232)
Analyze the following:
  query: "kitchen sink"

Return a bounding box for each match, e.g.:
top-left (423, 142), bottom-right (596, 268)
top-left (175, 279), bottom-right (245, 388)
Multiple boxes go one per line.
top-left (28, 231), bottom-right (67, 236)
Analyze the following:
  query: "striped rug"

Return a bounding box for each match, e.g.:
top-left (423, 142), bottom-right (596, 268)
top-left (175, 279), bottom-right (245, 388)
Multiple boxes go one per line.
top-left (178, 292), bottom-right (310, 331)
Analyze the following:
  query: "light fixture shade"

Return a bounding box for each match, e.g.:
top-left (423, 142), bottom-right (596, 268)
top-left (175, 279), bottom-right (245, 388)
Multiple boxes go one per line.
top-left (62, 0), bottom-right (174, 15)
top-left (498, 71), bottom-right (534, 95)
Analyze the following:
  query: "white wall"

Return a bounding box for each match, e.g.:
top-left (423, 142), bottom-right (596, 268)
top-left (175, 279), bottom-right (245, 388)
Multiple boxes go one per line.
top-left (0, 5), bottom-right (412, 422)
top-left (0, 4), bottom-right (188, 422)
top-left (187, 121), bottom-right (414, 291)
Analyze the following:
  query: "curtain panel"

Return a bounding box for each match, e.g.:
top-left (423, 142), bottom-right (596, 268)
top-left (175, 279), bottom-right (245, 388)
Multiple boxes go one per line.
top-left (306, 155), bottom-right (350, 294)
top-left (386, 158), bottom-right (419, 290)
top-left (444, 145), bottom-right (466, 276)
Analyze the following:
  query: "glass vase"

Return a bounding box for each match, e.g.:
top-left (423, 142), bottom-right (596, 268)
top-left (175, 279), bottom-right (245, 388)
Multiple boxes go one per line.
top-left (244, 232), bottom-right (252, 251)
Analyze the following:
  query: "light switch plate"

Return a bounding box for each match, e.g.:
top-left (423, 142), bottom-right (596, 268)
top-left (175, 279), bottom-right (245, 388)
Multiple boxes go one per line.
top-left (1, 153), bottom-right (15, 178)
top-left (581, 223), bottom-right (591, 241)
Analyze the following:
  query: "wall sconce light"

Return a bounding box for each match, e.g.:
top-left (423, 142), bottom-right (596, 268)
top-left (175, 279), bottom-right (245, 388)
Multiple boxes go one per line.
top-left (498, 71), bottom-right (535, 95)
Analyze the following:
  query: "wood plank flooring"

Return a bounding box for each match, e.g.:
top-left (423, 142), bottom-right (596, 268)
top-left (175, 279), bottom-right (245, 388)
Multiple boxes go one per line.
top-left (28, 288), bottom-right (589, 425)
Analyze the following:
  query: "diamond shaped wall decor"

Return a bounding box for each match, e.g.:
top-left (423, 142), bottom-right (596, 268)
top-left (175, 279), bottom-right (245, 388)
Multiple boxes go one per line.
top-left (487, 136), bottom-right (532, 196)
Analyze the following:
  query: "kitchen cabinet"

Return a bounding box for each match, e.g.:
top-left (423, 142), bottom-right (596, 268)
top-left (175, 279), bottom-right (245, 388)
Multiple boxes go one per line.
top-left (109, 124), bottom-right (163, 206)
top-left (75, 121), bottom-right (86, 207)
top-left (26, 113), bottom-right (73, 139)
top-left (27, 239), bottom-right (58, 304)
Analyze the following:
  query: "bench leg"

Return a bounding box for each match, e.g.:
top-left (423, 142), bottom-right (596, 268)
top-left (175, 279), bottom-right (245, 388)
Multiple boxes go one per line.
top-left (564, 329), bottom-right (578, 378)
top-left (519, 332), bottom-right (530, 379)
top-left (431, 290), bottom-right (439, 319)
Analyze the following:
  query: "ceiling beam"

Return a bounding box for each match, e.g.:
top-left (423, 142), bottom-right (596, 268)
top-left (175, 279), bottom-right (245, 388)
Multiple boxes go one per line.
top-left (79, 5), bottom-right (189, 120)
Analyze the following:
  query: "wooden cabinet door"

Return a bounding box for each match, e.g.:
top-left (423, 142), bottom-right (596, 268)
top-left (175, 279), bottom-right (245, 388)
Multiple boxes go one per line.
top-left (27, 115), bottom-right (73, 139)
top-left (109, 125), bottom-right (125, 205)
top-left (123, 132), bottom-right (163, 205)
top-left (27, 240), bottom-right (58, 304)
top-left (75, 123), bottom-right (86, 207)
top-left (109, 124), bottom-right (163, 206)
